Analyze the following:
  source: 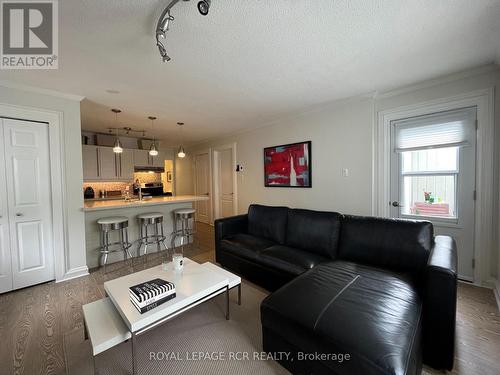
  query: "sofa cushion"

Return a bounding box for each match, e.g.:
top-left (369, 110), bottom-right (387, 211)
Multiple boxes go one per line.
top-left (260, 245), bottom-right (328, 276)
top-left (338, 215), bottom-right (433, 279)
top-left (220, 233), bottom-right (275, 261)
top-left (261, 260), bottom-right (422, 375)
top-left (248, 204), bottom-right (288, 244)
top-left (286, 208), bottom-right (341, 258)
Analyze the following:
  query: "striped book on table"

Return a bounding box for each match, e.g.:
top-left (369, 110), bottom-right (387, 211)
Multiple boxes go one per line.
top-left (129, 278), bottom-right (176, 313)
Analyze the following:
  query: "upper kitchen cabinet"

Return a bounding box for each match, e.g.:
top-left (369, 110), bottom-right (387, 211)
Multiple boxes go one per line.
top-left (82, 146), bottom-right (124, 181)
top-left (152, 151), bottom-right (166, 167)
top-left (133, 149), bottom-right (150, 167)
top-left (119, 149), bottom-right (134, 180)
top-left (99, 146), bottom-right (118, 180)
top-left (133, 149), bottom-right (166, 168)
top-left (82, 145), bottom-right (100, 180)
top-left (82, 146), bottom-right (167, 181)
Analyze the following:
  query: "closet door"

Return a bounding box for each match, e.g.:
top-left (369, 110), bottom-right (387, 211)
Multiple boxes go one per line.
top-left (0, 119), bottom-right (13, 293)
top-left (3, 118), bottom-right (55, 290)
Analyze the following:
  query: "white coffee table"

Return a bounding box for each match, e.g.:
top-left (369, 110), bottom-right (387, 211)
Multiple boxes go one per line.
top-left (103, 258), bottom-right (241, 375)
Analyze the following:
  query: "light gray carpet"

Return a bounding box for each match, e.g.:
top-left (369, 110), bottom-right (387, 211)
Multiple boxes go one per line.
top-left (64, 282), bottom-right (289, 375)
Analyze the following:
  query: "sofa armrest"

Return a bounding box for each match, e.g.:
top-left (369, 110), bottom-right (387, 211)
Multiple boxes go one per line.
top-left (214, 214), bottom-right (248, 261)
top-left (422, 235), bottom-right (457, 370)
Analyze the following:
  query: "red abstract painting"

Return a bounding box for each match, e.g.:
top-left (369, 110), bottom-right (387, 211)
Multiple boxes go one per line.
top-left (264, 141), bottom-right (311, 187)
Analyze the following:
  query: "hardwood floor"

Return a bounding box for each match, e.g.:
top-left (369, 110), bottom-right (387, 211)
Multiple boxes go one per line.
top-left (0, 222), bottom-right (498, 375)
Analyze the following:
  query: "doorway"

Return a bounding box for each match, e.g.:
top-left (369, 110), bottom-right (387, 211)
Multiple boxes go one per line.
top-left (213, 144), bottom-right (237, 220)
top-left (389, 107), bottom-right (477, 281)
top-left (194, 151), bottom-right (211, 224)
top-left (0, 118), bottom-right (55, 293)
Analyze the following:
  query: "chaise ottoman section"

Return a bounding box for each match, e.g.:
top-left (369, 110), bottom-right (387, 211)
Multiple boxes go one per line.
top-left (261, 261), bottom-right (423, 375)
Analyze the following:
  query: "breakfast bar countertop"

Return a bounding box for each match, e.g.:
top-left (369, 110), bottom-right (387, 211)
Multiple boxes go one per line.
top-left (82, 195), bottom-right (209, 211)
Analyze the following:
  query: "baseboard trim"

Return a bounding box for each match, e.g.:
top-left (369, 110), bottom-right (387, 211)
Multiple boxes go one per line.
top-left (57, 266), bottom-right (89, 283)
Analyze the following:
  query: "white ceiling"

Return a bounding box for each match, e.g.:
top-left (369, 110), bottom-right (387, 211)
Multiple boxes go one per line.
top-left (1, 0), bottom-right (499, 146)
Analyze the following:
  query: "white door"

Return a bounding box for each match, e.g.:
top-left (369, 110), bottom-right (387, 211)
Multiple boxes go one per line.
top-left (390, 107), bottom-right (476, 281)
top-left (215, 148), bottom-right (235, 219)
top-left (194, 152), bottom-right (210, 224)
top-left (1, 118), bottom-right (55, 290)
top-left (0, 129), bottom-right (13, 293)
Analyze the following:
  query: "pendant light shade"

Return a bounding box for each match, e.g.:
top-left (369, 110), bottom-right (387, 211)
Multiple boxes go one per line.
top-left (148, 116), bottom-right (159, 156)
top-left (113, 138), bottom-right (123, 153)
top-left (111, 109), bottom-right (123, 154)
top-left (177, 122), bottom-right (186, 158)
top-left (177, 145), bottom-right (186, 158)
top-left (149, 141), bottom-right (159, 156)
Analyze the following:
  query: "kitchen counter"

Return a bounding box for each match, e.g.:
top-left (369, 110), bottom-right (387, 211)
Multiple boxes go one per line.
top-left (83, 195), bottom-right (208, 211)
top-left (83, 195), bottom-right (209, 268)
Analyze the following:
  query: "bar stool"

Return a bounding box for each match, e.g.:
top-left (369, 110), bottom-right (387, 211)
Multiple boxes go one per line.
top-left (171, 208), bottom-right (196, 250)
top-left (97, 216), bottom-right (133, 272)
top-left (136, 212), bottom-right (168, 261)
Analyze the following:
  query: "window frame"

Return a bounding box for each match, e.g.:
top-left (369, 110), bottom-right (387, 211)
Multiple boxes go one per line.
top-left (398, 148), bottom-right (460, 223)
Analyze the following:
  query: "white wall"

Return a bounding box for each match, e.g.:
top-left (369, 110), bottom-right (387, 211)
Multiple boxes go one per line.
top-left (175, 154), bottom-right (195, 195)
top-left (183, 65), bottom-right (500, 282)
top-left (189, 97), bottom-right (374, 215)
top-left (0, 85), bottom-right (87, 281)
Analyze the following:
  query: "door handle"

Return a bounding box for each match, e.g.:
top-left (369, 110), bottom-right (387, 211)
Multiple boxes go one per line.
top-left (16, 213), bottom-right (23, 217)
top-left (391, 201), bottom-right (404, 207)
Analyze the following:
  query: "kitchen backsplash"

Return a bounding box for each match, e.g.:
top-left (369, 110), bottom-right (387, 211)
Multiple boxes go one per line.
top-left (83, 181), bottom-right (131, 194)
top-left (133, 172), bottom-right (162, 184)
top-left (83, 173), bottom-right (163, 195)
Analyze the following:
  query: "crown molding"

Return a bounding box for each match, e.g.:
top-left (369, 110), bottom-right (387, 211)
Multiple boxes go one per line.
top-left (376, 63), bottom-right (499, 99)
top-left (0, 80), bottom-right (85, 102)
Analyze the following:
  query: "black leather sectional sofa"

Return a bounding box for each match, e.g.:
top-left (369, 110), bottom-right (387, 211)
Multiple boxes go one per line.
top-left (215, 204), bottom-right (457, 375)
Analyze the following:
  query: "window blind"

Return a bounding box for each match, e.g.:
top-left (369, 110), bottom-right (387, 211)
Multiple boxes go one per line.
top-left (393, 107), bottom-right (476, 152)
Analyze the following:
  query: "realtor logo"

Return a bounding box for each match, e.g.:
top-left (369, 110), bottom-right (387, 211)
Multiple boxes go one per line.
top-left (1, 0), bottom-right (58, 69)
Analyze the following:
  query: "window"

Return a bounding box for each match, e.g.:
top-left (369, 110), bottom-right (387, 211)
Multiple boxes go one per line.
top-left (392, 107), bottom-right (476, 220)
top-left (400, 147), bottom-right (458, 219)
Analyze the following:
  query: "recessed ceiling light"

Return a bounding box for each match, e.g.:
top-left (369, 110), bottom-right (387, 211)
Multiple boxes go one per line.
top-left (105, 89), bottom-right (120, 94)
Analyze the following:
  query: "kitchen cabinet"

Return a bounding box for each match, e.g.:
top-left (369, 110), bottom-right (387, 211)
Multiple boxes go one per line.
top-left (82, 146), bottom-right (166, 181)
top-left (82, 146), bottom-right (126, 181)
top-left (133, 149), bottom-right (150, 167)
top-left (152, 151), bottom-right (166, 167)
top-left (82, 145), bottom-right (100, 180)
top-left (119, 149), bottom-right (134, 180)
top-left (133, 149), bottom-right (165, 168)
top-left (99, 146), bottom-right (118, 180)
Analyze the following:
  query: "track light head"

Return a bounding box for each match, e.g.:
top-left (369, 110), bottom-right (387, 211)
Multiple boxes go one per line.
top-left (156, 39), bottom-right (171, 62)
top-left (197, 0), bottom-right (210, 16)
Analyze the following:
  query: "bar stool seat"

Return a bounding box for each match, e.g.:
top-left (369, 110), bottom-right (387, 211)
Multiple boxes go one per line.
top-left (97, 216), bottom-right (132, 272)
top-left (137, 212), bottom-right (168, 260)
top-left (171, 208), bottom-right (196, 250)
top-left (137, 212), bottom-right (163, 220)
top-left (175, 208), bottom-right (196, 216)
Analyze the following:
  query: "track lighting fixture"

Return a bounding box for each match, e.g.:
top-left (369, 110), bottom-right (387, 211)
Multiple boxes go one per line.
top-left (155, 0), bottom-right (213, 62)
top-left (111, 109), bottom-right (123, 154)
top-left (148, 116), bottom-right (159, 156)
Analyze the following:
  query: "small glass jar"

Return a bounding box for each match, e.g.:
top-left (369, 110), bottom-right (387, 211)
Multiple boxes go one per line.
top-left (172, 248), bottom-right (184, 271)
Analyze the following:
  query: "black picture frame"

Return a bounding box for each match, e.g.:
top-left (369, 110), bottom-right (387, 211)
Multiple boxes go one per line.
top-left (264, 141), bottom-right (312, 188)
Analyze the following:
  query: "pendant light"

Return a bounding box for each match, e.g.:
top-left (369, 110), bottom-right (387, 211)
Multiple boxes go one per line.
top-left (111, 109), bottom-right (123, 153)
top-left (177, 122), bottom-right (186, 158)
top-left (148, 116), bottom-right (159, 156)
